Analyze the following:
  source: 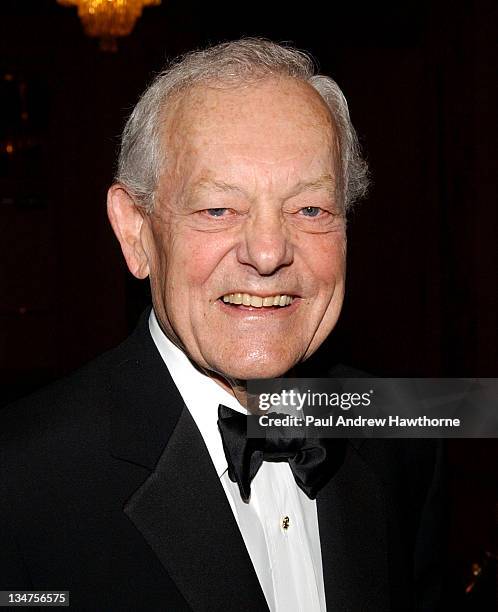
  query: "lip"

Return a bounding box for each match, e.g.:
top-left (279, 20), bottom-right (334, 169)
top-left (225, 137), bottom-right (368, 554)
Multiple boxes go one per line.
top-left (218, 291), bottom-right (300, 300)
top-left (216, 296), bottom-right (301, 318)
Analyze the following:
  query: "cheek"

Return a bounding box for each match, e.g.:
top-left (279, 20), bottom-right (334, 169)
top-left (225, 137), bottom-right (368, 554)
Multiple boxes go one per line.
top-left (167, 231), bottom-right (233, 297)
top-left (305, 235), bottom-right (346, 287)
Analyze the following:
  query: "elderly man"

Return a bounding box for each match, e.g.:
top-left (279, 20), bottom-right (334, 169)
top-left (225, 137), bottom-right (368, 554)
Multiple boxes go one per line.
top-left (0, 39), bottom-right (443, 611)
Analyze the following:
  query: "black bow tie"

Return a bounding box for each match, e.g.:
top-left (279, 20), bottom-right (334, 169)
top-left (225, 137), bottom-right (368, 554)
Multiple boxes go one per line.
top-left (217, 404), bottom-right (346, 502)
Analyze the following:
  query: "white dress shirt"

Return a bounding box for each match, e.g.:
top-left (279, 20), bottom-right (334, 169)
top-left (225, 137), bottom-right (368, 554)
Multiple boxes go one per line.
top-left (149, 310), bottom-right (327, 612)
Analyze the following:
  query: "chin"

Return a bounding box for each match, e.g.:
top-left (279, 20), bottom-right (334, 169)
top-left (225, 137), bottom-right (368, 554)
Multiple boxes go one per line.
top-left (215, 353), bottom-right (299, 381)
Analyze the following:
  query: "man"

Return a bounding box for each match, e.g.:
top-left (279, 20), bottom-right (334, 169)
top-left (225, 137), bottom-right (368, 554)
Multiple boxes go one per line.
top-left (0, 39), bottom-right (443, 610)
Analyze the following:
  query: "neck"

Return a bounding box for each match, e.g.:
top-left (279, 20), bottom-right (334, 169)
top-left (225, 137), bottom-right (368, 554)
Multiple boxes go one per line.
top-left (206, 369), bottom-right (249, 408)
top-left (207, 366), bottom-right (300, 414)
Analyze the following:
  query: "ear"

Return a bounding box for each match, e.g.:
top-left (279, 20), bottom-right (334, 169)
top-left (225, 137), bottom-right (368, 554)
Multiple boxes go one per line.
top-left (107, 184), bottom-right (150, 279)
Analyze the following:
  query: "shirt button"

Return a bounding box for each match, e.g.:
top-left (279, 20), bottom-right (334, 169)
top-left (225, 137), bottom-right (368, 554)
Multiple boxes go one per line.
top-left (281, 515), bottom-right (290, 531)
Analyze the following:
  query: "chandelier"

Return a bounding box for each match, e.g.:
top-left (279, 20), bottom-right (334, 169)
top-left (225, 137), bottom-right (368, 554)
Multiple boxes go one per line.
top-left (57, 0), bottom-right (161, 52)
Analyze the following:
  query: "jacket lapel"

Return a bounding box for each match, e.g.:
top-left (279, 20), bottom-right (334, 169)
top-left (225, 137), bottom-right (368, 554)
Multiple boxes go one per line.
top-left (317, 439), bottom-right (390, 611)
top-left (109, 310), bottom-right (268, 611)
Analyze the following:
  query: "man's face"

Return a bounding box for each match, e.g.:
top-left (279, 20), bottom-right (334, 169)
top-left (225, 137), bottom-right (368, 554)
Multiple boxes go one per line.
top-left (142, 78), bottom-right (346, 380)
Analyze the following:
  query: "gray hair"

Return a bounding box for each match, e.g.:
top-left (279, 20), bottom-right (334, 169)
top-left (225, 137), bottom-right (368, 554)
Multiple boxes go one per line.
top-left (116, 38), bottom-right (369, 212)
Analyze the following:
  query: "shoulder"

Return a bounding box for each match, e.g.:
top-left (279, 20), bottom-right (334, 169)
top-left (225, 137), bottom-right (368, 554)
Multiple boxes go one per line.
top-left (0, 357), bottom-right (115, 510)
top-left (1, 344), bottom-right (119, 449)
top-left (0, 310), bottom-right (153, 482)
top-left (354, 437), bottom-right (443, 489)
top-left (0, 309), bottom-right (152, 443)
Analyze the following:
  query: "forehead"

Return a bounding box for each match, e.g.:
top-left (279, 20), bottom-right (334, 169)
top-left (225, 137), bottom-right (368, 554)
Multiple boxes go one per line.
top-left (163, 78), bottom-right (337, 174)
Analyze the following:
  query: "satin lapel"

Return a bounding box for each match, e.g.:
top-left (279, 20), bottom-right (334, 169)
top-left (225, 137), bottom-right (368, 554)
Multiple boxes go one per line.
top-left (109, 311), bottom-right (268, 611)
top-left (317, 440), bottom-right (390, 612)
top-left (109, 308), bottom-right (186, 472)
top-left (123, 408), bottom-right (269, 611)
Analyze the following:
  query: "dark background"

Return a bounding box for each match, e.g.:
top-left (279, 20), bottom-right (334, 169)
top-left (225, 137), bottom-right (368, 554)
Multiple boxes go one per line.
top-left (0, 0), bottom-right (496, 608)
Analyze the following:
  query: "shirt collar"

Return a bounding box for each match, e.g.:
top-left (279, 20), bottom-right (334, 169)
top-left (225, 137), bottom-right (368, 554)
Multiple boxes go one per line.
top-left (148, 309), bottom-right (246, 478)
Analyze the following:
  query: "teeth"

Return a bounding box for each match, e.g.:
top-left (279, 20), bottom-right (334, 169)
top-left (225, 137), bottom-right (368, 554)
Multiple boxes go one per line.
top-left (221, 293), bottom-right (295, 308)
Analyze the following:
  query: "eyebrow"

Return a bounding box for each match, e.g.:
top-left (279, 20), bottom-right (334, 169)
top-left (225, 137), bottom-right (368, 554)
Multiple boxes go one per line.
top-left (190, 178), bottom-right (247, 199)
top-left (285, 174), bottom-right (336, 199)
top-left (188, 173), bottom-right (336, 202)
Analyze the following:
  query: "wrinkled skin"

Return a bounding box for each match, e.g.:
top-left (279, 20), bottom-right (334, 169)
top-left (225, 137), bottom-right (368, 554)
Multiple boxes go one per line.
top-left (108, 77), bottom-right (346, 395)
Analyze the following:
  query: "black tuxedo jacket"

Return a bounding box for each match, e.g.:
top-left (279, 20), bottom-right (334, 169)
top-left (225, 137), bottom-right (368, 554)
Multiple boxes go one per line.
top-left (0, 309), bottom-right (445, 611)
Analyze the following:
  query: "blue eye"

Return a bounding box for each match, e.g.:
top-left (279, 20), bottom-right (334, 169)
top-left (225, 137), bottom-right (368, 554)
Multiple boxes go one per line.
top-left (206, 208), bottom-right (227, 217)
top-left (301, 206), bottom-right (321, 217)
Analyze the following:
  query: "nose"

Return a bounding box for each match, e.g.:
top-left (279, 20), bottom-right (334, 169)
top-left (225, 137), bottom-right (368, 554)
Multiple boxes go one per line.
top-left (236, 207), bottom-right (294, 275)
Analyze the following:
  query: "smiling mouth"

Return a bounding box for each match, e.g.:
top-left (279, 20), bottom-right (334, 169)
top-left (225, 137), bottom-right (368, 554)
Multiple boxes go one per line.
top-left (220, 292), bottom-right (295, 308)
